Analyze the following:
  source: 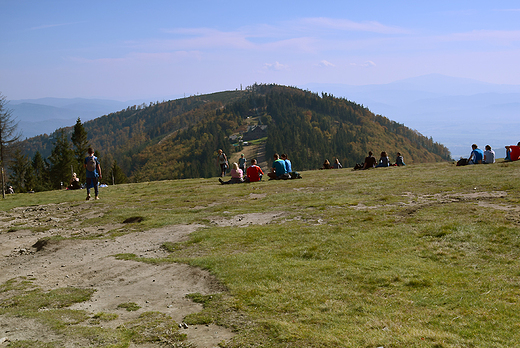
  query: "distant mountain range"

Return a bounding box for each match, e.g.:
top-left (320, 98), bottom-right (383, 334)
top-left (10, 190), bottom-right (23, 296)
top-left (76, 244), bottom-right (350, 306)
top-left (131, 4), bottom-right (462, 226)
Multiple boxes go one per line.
top-left (304, 74), bottom-right (520, 158)
top-left (10, 97), bottom-right (150, 139)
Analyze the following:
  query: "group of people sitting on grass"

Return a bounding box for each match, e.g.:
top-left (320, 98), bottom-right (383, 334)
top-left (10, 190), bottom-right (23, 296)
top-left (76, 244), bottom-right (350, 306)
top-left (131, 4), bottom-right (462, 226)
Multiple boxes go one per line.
top-left (460, 142), bottom-right (520, 165)
top-left (465, 144), bottom-right (495, 164)
top-left (218, 152), bottom-right (301, 184)
top-left (267, 153), bottom-right (301, 180)
top-left (354, 151), bottom-right (406, 170)
top-left (320, 158), bottom-right (343, 169)
top-left (219, 158), bottom-right (265, 184)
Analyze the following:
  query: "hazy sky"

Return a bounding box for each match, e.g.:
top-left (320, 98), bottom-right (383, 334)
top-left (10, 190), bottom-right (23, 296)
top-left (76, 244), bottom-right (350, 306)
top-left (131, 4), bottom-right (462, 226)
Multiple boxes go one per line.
top-left (2, 0), bottom-right (520, 101)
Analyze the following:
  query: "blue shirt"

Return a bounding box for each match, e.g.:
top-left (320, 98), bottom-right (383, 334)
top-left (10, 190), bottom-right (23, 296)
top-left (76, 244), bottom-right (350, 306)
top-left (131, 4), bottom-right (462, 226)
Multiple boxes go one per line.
top-left (284, 159), bottom-right (292, 173)
top-left (273, 159), bottom-right (287, 177)
top-left (471, 148), bottom-right (484, 163)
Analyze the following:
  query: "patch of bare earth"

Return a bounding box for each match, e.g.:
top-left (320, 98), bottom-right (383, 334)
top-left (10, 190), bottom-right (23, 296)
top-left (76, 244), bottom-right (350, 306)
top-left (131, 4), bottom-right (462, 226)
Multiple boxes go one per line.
top-left (0, 202), bottom-right (236, 347)
top-left (209, 212), bottom-right (284, 227)
top-left (349, 190), bottom-right (512, 212)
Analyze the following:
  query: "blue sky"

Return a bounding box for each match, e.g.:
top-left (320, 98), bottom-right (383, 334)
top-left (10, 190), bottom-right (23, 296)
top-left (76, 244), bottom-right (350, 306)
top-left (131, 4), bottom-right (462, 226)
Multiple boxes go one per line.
top-left (2, 0), bottom-right (520, 101)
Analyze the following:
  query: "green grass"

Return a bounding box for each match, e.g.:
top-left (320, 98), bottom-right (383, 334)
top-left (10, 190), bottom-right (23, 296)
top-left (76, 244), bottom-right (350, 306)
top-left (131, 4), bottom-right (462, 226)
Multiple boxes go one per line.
top-left (2, 161), bottom-right (520, 347)
top-left (117, 302), bottom-right (141, 311)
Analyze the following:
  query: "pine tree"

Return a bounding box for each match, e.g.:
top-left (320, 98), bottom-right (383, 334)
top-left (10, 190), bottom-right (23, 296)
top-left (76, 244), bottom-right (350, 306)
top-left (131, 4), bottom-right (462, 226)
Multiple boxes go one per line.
top-left (109, 160), bottom-right (127, 184)
top-left (8, 148), bottom-right (35, 193)
top-left (71, 118), bottom-right (89, 182)
top-left (32, 151), bottom-right (51, 192)
top-left (48, 130), bottom-right (75, 189)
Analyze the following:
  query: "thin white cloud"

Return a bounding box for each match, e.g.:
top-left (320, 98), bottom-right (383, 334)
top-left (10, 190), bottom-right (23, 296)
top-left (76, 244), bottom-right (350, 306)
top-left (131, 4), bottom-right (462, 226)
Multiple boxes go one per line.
top-left (263, 62), bottom-right (289, 71)
top-left (161, 28), bottom-right (255, 50)
top-left (318, 60), bottom-right (335, 67)
top-left (350, 61), bottom-right (376, 68)
top-left (156, 16), bottom-right (409, 54)
top-left (28, 22), bottom-right (86, 31)
top-left (298, 17), bottom-right (409, 35)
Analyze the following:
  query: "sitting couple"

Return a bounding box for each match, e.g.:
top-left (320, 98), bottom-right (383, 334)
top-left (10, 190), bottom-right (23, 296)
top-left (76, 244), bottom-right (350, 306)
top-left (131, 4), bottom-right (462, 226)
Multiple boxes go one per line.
top-left (219, 159), bottom-right (264, 184)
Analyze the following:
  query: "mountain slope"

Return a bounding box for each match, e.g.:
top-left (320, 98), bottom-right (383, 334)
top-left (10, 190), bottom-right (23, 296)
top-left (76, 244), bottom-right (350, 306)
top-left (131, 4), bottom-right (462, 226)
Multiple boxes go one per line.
top-left (21, 84), bottom-right (450, 181)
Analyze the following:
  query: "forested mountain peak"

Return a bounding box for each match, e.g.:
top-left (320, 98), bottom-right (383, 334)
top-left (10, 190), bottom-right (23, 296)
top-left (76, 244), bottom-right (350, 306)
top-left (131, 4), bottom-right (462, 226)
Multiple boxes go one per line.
top-left (20, 84), bottom-right (450, 186)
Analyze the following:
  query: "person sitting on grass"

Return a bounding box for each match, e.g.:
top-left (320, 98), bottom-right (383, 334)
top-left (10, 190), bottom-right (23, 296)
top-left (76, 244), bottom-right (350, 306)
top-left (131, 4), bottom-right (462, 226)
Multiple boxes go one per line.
top-left (468, 144), bottom-right (483, 164)
top-left (67, 172), bottom-right (81, 190)
top-left (332, 158), bottom-right (342, 169)
top-left (268, 153), bottom-right (289, 180)
top-left (321, 159), bottom-right (331, 169)
top-left (281, 154), bottom-right (292, 173)
top-left (363, 151), bottom-right (377, 170)
top-left (505, 142), bottom-right (520, 162)
top-left (245, 159), bottom-right (264, 182)
top-left (483, 145), bottom-right (495, 164)
top-left (219, 162), bottom-right (244, 184)
top-left (395, 152), bottom-right (406, 166)
top-left (376, 151), bottom-right (390, 167)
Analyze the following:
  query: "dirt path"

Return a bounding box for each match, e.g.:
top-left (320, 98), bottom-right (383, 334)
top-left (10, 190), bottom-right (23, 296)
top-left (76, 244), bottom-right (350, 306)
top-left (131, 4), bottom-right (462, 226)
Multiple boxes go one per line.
top-left (228, 142), bottom-right (268, 173)
top-left (0, 202), bottom-right (235, 347)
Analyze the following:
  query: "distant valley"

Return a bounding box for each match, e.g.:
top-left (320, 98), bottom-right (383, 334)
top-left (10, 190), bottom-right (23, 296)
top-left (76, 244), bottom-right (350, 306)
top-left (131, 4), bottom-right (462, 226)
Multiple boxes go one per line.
top-left (10, 97), bottom-right (151, 138)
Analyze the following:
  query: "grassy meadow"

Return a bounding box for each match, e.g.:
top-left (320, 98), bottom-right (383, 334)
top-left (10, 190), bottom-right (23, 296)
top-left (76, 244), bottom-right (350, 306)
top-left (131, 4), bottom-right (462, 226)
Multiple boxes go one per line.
top-left (1, 160), bottom-right (520, 347)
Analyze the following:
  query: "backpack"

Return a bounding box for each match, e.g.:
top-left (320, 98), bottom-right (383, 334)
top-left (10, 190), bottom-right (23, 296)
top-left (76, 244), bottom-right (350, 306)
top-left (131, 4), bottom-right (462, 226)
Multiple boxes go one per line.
top-left (86, 156), bottom-right (97, 172)
top-left (456, 158), bottom-right (469, 166)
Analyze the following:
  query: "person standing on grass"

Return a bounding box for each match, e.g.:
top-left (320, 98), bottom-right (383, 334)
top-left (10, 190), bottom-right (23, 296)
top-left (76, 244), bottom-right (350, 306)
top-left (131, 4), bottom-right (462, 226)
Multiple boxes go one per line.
top-left (84, 147), bottom-right (102, 200)
top-left (238, 153), bottom-right (247, 173)
top-left (217, 149), bottom-right (228, 177)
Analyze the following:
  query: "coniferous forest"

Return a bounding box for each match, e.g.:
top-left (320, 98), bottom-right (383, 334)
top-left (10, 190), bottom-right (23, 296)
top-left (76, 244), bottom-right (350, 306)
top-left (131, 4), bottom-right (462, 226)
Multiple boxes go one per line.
top-left (15, 84), bottom-right (451, 191)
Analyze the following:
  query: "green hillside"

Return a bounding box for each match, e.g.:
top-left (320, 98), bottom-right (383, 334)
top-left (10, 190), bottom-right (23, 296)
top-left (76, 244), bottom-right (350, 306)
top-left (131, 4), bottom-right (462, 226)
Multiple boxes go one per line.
top-left (21, 84), bottom-right (450, 183)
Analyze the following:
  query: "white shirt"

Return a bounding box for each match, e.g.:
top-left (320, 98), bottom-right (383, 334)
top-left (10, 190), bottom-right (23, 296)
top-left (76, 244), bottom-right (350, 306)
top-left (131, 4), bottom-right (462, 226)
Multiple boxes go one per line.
top-left (484, 149), bottom-right (495, 164)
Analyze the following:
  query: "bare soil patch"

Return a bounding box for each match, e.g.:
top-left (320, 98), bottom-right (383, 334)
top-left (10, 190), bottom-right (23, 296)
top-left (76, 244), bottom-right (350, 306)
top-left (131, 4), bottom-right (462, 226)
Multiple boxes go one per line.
top-left (0, 202), bottom-right (235, 347)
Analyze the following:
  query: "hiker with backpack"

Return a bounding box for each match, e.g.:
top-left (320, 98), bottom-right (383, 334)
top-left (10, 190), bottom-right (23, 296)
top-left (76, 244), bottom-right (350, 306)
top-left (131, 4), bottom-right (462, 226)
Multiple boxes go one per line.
top-left (84, 147), bottom-right (102, 200)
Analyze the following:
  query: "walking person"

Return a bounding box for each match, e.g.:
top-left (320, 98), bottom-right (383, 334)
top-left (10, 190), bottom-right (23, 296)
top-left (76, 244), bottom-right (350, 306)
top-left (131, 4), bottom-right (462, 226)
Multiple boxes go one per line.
top-left (84, 147), bottom-right (102, 200)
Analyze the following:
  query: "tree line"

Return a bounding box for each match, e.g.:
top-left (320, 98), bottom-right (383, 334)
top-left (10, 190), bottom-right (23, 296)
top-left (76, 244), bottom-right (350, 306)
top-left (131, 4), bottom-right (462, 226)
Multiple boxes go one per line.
top-left (6, 116), bottom-right (127, 193)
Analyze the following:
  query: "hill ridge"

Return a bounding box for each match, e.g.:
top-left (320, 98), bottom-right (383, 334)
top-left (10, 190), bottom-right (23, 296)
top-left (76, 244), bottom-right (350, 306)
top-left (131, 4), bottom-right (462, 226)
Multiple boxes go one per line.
top-left (20, 84), bottom-right (450, 184)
